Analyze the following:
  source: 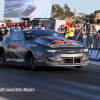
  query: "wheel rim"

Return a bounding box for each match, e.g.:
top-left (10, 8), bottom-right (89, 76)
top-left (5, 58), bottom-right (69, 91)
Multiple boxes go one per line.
top-left (29, 58), bottom-right (35, 69)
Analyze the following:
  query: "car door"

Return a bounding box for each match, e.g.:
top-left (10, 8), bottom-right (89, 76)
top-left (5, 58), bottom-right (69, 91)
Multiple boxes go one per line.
top-left (2, 33), bottom-right (14, 60)
top-left (15, 32), bottom-right (25, 62)
top-left (7, 32), bottom-right (25, 63)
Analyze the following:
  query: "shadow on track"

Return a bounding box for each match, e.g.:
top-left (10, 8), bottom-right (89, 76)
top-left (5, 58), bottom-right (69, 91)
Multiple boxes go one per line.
top-left (0, 64), bottom-right (76, 72)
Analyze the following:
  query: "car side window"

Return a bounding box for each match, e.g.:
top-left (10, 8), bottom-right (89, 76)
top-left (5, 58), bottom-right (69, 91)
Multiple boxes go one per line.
top-left (3, 33), bottom-right (14, 42)
top-left (11, 32), bottom-right (23, 40)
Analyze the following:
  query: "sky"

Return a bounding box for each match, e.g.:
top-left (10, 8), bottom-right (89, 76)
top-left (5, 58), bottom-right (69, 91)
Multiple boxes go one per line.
top-left (0, 0), bottom-right (100, 22)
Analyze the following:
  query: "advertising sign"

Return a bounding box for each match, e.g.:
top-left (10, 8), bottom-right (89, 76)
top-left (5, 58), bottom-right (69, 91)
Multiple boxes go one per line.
top-left (4, 0), bottom-right (52, 18)
top-left (89, 49), bottom-right (100, 61)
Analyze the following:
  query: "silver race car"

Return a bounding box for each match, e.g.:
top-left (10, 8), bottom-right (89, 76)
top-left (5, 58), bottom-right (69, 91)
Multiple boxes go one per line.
top-left (0, 30), bottom-right (90, 69)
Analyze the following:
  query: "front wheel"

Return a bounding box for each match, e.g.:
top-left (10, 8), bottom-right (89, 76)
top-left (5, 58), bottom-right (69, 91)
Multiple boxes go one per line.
top-left (74, 66), bottom-right (82, 69)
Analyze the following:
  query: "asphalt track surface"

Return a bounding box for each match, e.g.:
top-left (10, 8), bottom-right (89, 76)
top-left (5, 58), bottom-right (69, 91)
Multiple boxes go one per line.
top-left (0, 63), bottom-right (100, 100)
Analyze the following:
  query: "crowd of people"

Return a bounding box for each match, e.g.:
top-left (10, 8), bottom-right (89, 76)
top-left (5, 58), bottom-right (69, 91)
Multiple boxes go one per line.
top-left (0, 21), bottom-right (100, 48)
top-left (0, 22), bottom-right (49, 41)
top-left (58, 23), bottom-right (100, 49)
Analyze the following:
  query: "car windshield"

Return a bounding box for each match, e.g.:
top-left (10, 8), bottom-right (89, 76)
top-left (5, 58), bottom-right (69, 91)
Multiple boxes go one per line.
top-left (24, 30), bottom-right (64, 40)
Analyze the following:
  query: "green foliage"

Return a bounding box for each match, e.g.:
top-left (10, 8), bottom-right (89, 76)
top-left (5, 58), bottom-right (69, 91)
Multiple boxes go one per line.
top-left (94, 10), bottom-right (100, 15)
top-left (3, 19), bottom-right (13, 23)
top-left (3, 19), bottom-right (7, 23)
top-left (51, 4), bottom-right (64, 20)
top-left (64, 4), bottom-right (70, 12)
top-left (52, 4), bottom-right (100, 20)
top-left (86, 13), bottom-right (96, 19)
top-left (52, 4), bottom-right (73, 20)
top-left (90, 13), bottom-right (95, 18)
top-left (86, 10), bottom-right (100, 19)
top-left (75, 19), bottom-right (81, 23)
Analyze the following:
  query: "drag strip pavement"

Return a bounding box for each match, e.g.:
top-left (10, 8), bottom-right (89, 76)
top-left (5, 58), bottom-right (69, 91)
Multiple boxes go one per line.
top-left (0, 64), bottom-right (100, 100)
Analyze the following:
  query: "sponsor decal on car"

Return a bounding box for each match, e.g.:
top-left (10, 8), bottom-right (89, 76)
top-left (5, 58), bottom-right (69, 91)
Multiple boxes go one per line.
top-left (48, 40), bottom-right (77, 47)
top-left (27, 44), bottom-right (37, 48)
top-left (36, 52), bottom-right (43, 56)
top-left (48, 40), bottom-right (83, 48)
top-left (10, 50), bottom-right (23, 59)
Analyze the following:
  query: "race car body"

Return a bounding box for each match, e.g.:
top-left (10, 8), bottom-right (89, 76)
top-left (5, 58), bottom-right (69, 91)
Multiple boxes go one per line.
top-left (26, 5), bottom-right (36, 11)
top-left (0, 30), bottom-right (90, 68)
top-left (8, 7), bottom-right (13, 11)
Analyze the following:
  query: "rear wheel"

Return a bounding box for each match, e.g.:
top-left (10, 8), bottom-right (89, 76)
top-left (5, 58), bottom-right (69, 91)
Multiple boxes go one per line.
top-left (74, 66), bottom-right (82, 69)
top-left (2, 50), bottom-right (6, 64)
top-left (28, 57), bottom-right (35, 69)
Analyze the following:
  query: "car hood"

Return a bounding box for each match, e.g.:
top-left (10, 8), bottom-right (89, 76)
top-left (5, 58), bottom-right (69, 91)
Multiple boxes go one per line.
top-left (35, 36), bottom-right (87, 49)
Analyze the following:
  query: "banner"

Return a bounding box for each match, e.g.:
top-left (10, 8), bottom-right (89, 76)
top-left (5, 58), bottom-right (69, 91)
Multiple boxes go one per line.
top-left (89, 49), bottom-right (100, 61)
top-left (4, 0), bottom-right (53, 18)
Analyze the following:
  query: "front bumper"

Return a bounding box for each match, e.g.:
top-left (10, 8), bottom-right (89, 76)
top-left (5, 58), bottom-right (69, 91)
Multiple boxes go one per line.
top-left (35, 53), bottom-right (90, 67)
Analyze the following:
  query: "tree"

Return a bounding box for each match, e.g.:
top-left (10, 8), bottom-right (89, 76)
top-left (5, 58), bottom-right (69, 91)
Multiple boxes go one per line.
top-left (86, 15), bottom-right (90, 18)
top-left (51, 4), bottom-right (74, 20)
top-left (75, 19), bottom-right (81, 23)
top-left (3, 19), bottom-right (13, 23)
top-left (89, 13), bottom-right (95, 19)
top-left (94, 10), bottom-right (100, 15)
top-left (51, 4), bottom-right (64, 20)
top-left (64, 4), bottom-right (70, 12)
top-left (3, 19), bottom-right (7, 23)
top-left (86, 13), bottom-right (95, 19)
top-left (64, 4), bottom-right (71, 18)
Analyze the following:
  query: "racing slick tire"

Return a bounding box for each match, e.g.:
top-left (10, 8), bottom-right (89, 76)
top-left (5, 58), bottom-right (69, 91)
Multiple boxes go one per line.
top-left (2, 50), bottom-right (6, 65)
top-left (74, 66), bottom-right (82, 69)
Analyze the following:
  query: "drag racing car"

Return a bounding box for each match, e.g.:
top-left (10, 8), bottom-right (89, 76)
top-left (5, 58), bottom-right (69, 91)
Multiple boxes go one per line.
top-left (0, 30), bottom-right (90, 69)
top-left (26, 4), bottom-right (36, 11)
top-left (8, 7), bottom-right (13, 11)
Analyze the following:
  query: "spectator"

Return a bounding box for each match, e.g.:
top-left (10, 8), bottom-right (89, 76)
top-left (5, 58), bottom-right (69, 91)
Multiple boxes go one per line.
top-left (93, 26), bottom-right (96, 33)
top-left (88, 27), bottom-right (94, 48)
top-left (78, 28), bottom-right (84, 43)
top-left (0, 24), bottom-right (8, 40)
top-left (68, 23), bottom-right (75, 40)
top-left (21, 21), bottom-right (29, 30)
top-left (97, 32), bottom-right (100, 48)
top-left (74, 23), bottom-right (79, 40)
top-left (58, 25), bottom-right (65, 36)
top-left (64, 25), bottom-right (69, 38)
top-left (86, 31), bottom-right (89, 47)
top-left (89, 26), bottom-right (94, 34)
top-left (28, 25), bottom-right (33, 30)
top-left (42, 24), bottom-right (45, 29)
top-left (10, 24), bottom-right (16, 33)
top-left (82, 30), bottom-right (86, 44)
top-left (45, 24), bottom-right (49, 30)
top-left (33, 23), bottom-right (42, 30)
top-left (13, 23), bottom-right (21, 32)
top-left (6, 26), bottom-right (10, 36)
top-left (57, 25), bottom-right (61, 31)
top-left (93, 32), bottom-right (98, 48)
